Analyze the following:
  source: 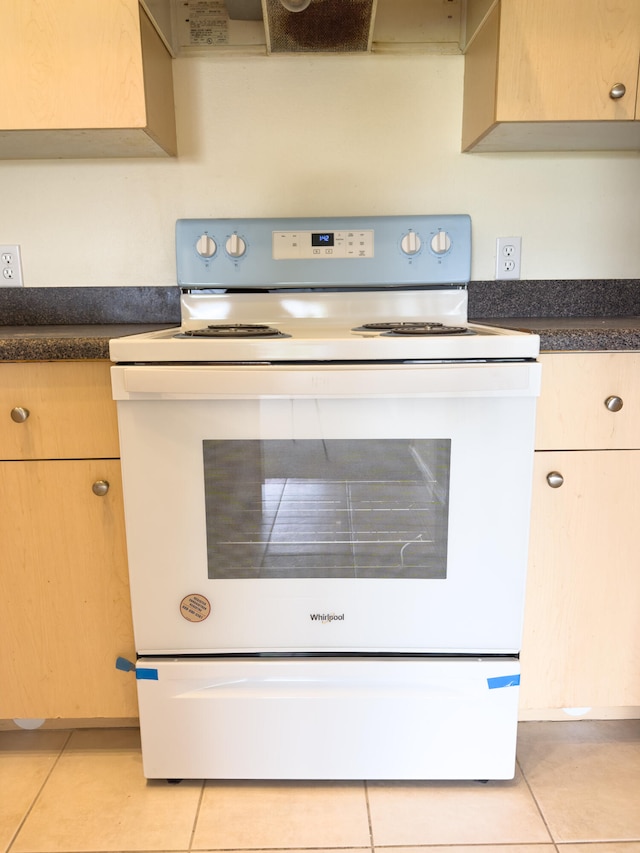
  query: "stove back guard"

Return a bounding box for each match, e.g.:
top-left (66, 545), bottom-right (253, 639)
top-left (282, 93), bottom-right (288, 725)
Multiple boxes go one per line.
top-left (176, 214), bottom-right (471, 290)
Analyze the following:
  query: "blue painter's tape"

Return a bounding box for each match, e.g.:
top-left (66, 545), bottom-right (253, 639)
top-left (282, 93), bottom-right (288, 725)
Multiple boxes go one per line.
top-left (136, 668), bottom-right (159, 681)
top-left (115, 656), bottom-right (135, 672)
top-left (487, 674), bottom-right (520, 689)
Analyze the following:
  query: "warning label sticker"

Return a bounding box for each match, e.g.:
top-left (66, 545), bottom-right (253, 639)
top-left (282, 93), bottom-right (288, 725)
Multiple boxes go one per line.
top-left (179, 0), bottom-right (229, 46)
top-left (180, 593), bottom-right (212, 622)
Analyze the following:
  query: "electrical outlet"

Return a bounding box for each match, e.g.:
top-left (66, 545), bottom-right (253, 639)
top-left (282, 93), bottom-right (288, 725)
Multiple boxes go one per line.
top-left (495, 237), bottom-right (521, 280)
top-left (0, 245), bottom-right (23, 287)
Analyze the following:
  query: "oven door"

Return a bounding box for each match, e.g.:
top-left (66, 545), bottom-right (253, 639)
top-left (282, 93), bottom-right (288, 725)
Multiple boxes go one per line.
top-left (112, 361), bottom-right (540, 655)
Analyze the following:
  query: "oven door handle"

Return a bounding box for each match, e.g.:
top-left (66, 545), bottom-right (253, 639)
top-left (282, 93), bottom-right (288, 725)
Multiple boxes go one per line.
top-left (111, 363), bottom-right (541, 400)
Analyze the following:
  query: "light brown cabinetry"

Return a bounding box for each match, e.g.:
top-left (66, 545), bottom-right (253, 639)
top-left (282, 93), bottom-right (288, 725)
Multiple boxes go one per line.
top-left (0, 1), bottom-right (176, 158)
top-left (520, 353), bottom-right (640, 714)
top-left (0, 361), bottom-right (137, 721)
top-left (463, 0), bottom-right (640, 152)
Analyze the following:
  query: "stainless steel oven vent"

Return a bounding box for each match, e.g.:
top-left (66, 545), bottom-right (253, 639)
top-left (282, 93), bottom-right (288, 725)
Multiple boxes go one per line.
top-left (263, 0), bottom-right (376, 53)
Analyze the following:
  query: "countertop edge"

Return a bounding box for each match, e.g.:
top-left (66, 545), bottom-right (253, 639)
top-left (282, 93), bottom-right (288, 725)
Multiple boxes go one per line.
top-left (476, 318), bottom-right (640, 353)
top-left (0, 325), bottom-right (174, 362)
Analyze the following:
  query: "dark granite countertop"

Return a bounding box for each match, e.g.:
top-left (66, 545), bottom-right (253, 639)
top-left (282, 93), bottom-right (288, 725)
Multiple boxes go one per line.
top-left (469, 279), bottom-right (640, 351)
top-left (476, 317), bottom-right (640, 352)
top-left (0, 287), bottom-right (180, 361)
top-left (1, 282), bottom-right (640, 360)
top-left (0, 286), bottom-right (180, 327)
top-left (0, 324), bottom-right (175, 361)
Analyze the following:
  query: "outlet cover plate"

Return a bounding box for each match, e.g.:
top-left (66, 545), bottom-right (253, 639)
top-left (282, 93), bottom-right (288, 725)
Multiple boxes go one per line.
top-left (0, 244), bottom-right (23, 287)
top-left (495, 237), bottom-right (521, 280)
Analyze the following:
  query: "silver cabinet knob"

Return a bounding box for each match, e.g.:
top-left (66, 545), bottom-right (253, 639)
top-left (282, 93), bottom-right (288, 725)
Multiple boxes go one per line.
top-left (609, 83), bottom-right (626, 100)
top-left (605, 395), bottom-right (623, 412)
top-left (10, 406), bottom-right (30, 423)
top-left (546, 471), bottom-right (564, 488)
top-left (92, 480), bottom-right (110, 497)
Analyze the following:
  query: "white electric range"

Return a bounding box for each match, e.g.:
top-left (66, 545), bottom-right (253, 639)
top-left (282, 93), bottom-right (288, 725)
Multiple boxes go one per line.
top-left (110, 215), bottom-right (540, 781)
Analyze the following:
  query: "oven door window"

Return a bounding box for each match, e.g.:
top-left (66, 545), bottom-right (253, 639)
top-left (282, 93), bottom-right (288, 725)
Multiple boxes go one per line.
top-left (203, 439), bottom-right (450, 580)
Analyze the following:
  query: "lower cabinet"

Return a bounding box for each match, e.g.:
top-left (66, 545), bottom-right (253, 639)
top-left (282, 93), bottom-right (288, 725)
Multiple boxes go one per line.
top-left (0, 458), bottom-right (137, 720)
top-left (520, 352), bottom-right (640, 715)
top-left (0, 361), bottom-right (137, 722)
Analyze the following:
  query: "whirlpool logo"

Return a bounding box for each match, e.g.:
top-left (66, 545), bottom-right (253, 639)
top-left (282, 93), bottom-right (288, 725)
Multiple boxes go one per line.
top-left (310, 613), bottom-right (345, 624)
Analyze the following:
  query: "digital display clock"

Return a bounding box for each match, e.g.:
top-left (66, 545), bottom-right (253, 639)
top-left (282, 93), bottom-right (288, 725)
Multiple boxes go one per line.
top-left (272, 228), bottom-right (374, 259)
top-left (311, 232), bottom-right (334, 247)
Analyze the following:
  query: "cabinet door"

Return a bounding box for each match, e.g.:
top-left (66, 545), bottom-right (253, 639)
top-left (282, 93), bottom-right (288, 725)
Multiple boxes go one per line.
top-left (0, 361), bottom-right (120, 460)
top-left (0, 2), bottom-right (176, 158)
top-left (520, 450), bottom-right (640, 711)
top-left (535, 353), bottom-right (640, 450)
top-left (0, 459), bottom-right (137, 719)
top-left (462, 0), bottom-right (640, 151)
top-left (497, 0), bottom-right (640, 122)
top-left (1, 1), bottom-right (144, 130)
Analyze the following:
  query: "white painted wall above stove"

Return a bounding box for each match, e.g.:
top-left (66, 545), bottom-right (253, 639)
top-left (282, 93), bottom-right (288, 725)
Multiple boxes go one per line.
top-left (0, 51), bottom-right (638, 287)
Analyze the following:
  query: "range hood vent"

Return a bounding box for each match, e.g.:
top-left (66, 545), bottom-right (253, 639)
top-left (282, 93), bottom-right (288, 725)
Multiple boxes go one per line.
top-left (159, 0), bottom-right (464, 56)
top-left (263, 0), bottom-right (376, 53)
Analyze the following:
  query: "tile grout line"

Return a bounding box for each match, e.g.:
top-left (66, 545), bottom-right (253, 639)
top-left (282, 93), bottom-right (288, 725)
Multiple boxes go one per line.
top-left (516, 755), bottom-right (560, 852)
top-left (187, 844), bottom-right (562, 852)
top-left (185, 841), bottom-right (564, 853)
top-left (364, 781), bottom-right (375, 853)
top-left (188, 779), bottom-right (207, 852)
top-left (185, 847), bottom-right (374, 852)
top-left (373, 845), bottom-right (560, 850)
top-left (376, 841), bottom-right (560, 853)
top-left (5, 727), bottom-right (74, 853)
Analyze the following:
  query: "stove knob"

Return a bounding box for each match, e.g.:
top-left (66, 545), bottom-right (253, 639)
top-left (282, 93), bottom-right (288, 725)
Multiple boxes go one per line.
top-left (430, 231), bottom-right (452, 254)
top-left (196, 234), bottom-right (217, 258)
top-left (225, 234), bottom-right (247, 259)
top-left (400, 231), bottom-right (421, 256)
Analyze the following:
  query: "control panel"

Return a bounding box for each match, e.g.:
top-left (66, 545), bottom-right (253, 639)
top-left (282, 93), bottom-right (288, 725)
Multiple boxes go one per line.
top-left (176, 215), bottom-right (471, 289)
top-left (272, 229), bottom-right (374, 260)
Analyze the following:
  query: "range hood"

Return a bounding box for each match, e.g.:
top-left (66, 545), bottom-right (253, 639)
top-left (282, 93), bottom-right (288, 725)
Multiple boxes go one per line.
top-left (144, 0), bottom-right (464, 56)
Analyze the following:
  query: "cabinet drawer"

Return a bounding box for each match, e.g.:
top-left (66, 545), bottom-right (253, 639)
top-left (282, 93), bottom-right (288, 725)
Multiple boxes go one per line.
top-left (535, 353), bottom-right (640, 450)
top-left (0, 361), bottom-right (119, 460)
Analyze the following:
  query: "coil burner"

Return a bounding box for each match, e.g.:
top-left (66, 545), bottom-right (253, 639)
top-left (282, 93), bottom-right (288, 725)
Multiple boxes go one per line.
top-left (353, 322), bottom-right (475, 336)
top-left (175, 324), bottom-right (290, 339)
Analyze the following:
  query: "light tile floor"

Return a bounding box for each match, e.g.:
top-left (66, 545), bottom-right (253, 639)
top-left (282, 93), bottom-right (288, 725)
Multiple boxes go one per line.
top-left (1, 720), bottom-right (639, 853)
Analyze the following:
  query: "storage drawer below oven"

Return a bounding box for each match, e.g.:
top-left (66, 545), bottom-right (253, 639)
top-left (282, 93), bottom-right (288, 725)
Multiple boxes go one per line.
top-left (135, 656), bottom-right (520, 780)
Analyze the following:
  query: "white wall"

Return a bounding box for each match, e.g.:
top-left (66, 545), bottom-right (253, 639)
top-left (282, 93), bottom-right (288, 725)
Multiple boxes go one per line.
top-left (1, 51), bottom-right (639, 287)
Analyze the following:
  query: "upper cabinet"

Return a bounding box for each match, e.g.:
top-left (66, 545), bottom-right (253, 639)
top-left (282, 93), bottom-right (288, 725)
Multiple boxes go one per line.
top-left (0, 1), bottom-right (176, 159)
top-left (462, 0), bottom-right (640, 152)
